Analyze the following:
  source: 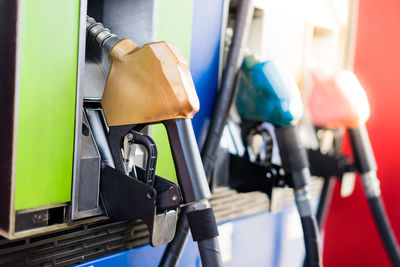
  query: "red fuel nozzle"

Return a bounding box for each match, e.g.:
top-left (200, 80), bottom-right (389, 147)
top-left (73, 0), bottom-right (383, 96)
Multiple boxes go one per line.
top-left (308, 71), bottom-right (370, 129)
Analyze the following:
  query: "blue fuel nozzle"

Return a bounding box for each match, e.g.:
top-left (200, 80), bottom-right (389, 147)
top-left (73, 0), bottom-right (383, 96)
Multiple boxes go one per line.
top-left (236, 56), bottom-right (303, 126)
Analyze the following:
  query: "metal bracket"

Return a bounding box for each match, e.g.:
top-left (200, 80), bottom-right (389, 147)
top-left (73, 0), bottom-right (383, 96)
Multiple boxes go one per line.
top-left (307, 149), bottom-right (355, 180)
top-left (100, 166), bottom-right (181, 246)
top-left (89, 120), bottom-right (182, 246)
top-left (229, 154), bottom-right (286, 199)
top-left (70, 111), bottom-right (102, 220)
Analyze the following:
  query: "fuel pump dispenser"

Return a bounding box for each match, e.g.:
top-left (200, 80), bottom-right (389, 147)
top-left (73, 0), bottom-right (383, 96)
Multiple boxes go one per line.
top-left (85, 16), bottom-right (223, 266)
top-left (308, 71), bottom-right (400, 266)
top-left (235, 56), bottom-right (323, 267)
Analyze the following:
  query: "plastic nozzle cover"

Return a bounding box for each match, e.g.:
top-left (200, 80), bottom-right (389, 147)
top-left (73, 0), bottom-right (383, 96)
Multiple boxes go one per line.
top-left (236, 56), bottom-right (303, 127)
top-left (308, 71), bottom-right (371, 129)
top-left (101, 39), bottom-right (200, 126)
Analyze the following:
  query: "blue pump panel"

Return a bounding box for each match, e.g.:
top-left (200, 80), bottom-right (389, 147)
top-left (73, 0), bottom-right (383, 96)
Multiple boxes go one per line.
top-left (190, 0), bottom-right (224, 147)
top-left (236, 56), bottom-right (304, 127)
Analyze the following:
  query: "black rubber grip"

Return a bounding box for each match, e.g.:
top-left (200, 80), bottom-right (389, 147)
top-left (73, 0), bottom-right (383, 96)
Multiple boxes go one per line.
top-left (368, 196), bottom-right (400, 266)
top-left (186, 208), bottom-right (219, 242)
top-left (275, 126), bottom-right (309, 172)
top-left (301, 216), bottom-right (322, 267)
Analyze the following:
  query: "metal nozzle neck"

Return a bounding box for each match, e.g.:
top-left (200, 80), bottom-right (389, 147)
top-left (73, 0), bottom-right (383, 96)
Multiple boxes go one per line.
top-left (86, 15), bottom-right (121, 55)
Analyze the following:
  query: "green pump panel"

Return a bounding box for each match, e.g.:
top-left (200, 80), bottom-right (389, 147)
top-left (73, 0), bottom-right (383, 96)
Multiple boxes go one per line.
top-left (15, 0), bottom-right (80, 210)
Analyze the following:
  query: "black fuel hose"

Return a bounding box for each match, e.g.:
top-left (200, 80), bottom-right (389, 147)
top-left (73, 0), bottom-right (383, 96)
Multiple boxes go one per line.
top-left (315, 177), bottom-right (335, 226)
top-left (301, 216), bottom-right (323, 267)
top-left (368, 195), bottom-right (400, 266)
top-left (159, 1), bottom-right (254, 266)
top-left (294, 183), bottom-right (322, 267)
top-left (302, 177), bottom-right (334, 267)
top-left (201, 0), bottom-right (254, 177)
top-left (348, 126), bottom-right (400, 266)
top-left (159, 210), bottom-right (190, 266)
top-left (160, 213), bottom-right (223, 267)
top-left (275, 126), bottom-right (322, 267)
top-left (197, 238), bottom-right (224, 267)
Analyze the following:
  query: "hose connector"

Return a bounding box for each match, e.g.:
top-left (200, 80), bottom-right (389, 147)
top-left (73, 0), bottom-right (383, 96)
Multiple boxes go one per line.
top-left (186, 199), bottom-right (211, 212)
top-left (294, 187), bottom-right (314, 218)
top-left (86, 16), bottom-right (121, 55)
top-left (362, 171), bottom-right (381, 198)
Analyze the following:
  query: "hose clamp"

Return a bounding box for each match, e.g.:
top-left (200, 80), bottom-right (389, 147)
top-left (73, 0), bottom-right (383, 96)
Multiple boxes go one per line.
top-left (186, 199), bottom-right (211, 212)
top-left (294, 187), bottom-right (313, 218)
top-left (86, 16), bottom-right (119, 49)
top-left (362, 171), bottom-right (381, 198)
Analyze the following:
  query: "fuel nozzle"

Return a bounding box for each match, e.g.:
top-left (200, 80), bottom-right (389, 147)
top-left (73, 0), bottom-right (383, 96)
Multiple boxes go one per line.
top-left (86, 16), bottom-right (222, 267)
top-left (308, 70), bottom-right (377, 191)
top-left (86, 16), bottom-right (199, 127)
top-left (308, 70), bottom-right (400, 266)
top-left (236, 55), bottom-right (303, 127)
top-left (236, 56), bottom-right (322, 267)
top-left (308, 70), bottom-right (370, 129)
top-left (236, 56), bottom-right (311, 189)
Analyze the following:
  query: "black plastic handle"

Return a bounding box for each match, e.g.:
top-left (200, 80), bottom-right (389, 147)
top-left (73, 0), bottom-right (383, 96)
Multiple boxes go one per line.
top-left (348, 125), bottom-right (377, 174)
top-left (163, 119), bottom-right (211, 203)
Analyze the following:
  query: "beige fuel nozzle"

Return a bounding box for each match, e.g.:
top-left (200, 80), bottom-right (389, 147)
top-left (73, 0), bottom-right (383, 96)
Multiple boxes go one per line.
top-left (86, 16), bottom-right (199, 126)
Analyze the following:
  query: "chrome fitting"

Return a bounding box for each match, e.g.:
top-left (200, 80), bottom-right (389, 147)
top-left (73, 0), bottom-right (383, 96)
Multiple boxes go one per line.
top-left (86, 16), bottom-right (120, 53)
top-left (362, 171), bottom-right (381, 198)
top-left (186, 199), bottom-right (211, 212)
top-left (294, 187), bottom-right (313, 218)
